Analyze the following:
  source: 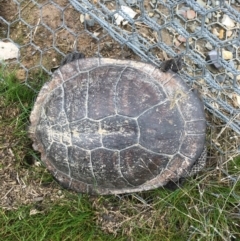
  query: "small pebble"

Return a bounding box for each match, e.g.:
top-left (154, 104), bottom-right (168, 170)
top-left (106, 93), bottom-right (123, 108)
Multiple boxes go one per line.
top-left (219, 29), bottom-right (224, 39)
top-left (222, 50), bottom-right (233, 60)
top-left (205, 42), bottom-right (213, 50)
top-left (222, 14), bottom-right (235, 28)
top-left (212, 28), bottom-right (219, 37)
top-left (186, 10), bottom-right (196, 19)
top-left (205, 17), bottom-right (209, 23)
top-left (148, 11), bottom-right (154, 17)
top-left (178, 35), bottom-right (186, 42)
top-left (208, 50), bottom-right (221, 68)
top-left (226, 30), bottom-right (233, 37)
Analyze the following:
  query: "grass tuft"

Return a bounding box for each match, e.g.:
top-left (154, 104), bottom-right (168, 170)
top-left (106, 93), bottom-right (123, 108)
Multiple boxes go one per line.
top-left (0, 195), bottom-right (117, 241)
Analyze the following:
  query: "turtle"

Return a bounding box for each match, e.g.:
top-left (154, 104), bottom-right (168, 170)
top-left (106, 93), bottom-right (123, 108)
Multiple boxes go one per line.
top-left (29, 53), bottom-right (206, 195)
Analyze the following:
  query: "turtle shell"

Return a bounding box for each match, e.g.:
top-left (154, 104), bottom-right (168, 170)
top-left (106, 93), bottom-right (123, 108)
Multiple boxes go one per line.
top-left (29, 58), bottom-right (206, 195)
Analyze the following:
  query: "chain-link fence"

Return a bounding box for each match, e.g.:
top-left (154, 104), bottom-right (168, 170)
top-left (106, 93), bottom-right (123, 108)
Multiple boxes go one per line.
top-left (0, 0), bottom-right (240, 150)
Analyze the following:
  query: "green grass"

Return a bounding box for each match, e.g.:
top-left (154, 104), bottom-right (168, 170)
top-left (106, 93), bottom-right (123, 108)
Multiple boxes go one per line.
top-left (0, 195), bottom-right (117, 241)
top-left (0, 66), bottom-right (240, 240)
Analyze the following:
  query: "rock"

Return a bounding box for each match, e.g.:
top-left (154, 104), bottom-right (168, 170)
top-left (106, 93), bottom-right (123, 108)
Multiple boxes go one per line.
top-left (222, 14), bottom-right (235, 28)
top-left (212, 28), bottom-right (219, 37)
top-left (114, 6), bottom-right (137, 25)
top-left (80, 14), bottom-right (84, 23)
top-left (222, 50), bottom-right (233, 60)
top-left (174, 39), bottom-right (181, 47)
top-left (207, 50), bottom-right (221, 68)
top-left (186, 10), bottom-right (196, 19)
top-left (148, 11), bottom-right (154, 17)
top-left (219, 29), bottom-right (224, 39)
top-left (226, 30), bottom-right (233, 37)
top-left (0, 41), bottom-right (19, 60)
top-left (15, 69), bottom-right (26, 81)
top-left (205, 42), bottom-right (213, 50)
top-left (177, 35), bottom-right (186, 42)
top-left (80, 14), bottom-right (95, 27)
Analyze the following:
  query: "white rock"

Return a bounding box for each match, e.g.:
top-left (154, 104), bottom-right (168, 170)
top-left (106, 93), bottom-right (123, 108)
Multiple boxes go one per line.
top-left (222, 14), bottom-right (235, 28)
top-left (0, 41), bottom-right (19, 60)
top-left (222, 50), bottom-right (233, 60)
top-left (205, 42), bottom-right (213, 50)
top-left (148, 11), bottom-right (154, 17)
top-left (226, 30), bottom-right (233, 37)
top-left (80, 14), bottom-right (85, 23)
top-left (114, 6), bottom-right (137, 25)
top-left (212, 28), bottom-right (219, 36)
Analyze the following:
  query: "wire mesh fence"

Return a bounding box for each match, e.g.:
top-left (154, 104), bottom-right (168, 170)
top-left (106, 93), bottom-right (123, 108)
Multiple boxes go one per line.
top-left (0, 0), bottom-right (239, 153)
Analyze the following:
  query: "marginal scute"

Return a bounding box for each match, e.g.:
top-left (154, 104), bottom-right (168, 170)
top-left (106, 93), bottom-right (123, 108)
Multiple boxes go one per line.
top-left (36, 120), bottom-right (52, 150)
top-left (78, 58), bottom-right (99, 71)
top-left (185, 120), bottom-right (206, 134)
top-left (88, 66), bottom-right (122, 119)
top-left (117, 68), bottom-right (166, 117)
top-left (120, 146), bottom-right (169, 186)
top-left (180, 135), bottom-right (205, 160)
top-left (48, 142), bottom-right (69, 175)
top-left (101, 115), bottom-right (138, 150)
top-left (167, 154), bottom-right (191, 177)
top-left (54, 171), bottom-right (72, 189)
top-left (129, 61), bottom-right (156, 74)
top-left (91, 148), bottom-right (129, 188)
top-left (163, 75), bottom-right (205, 121)
top-left (138, 101), bottom-right (184, 155)
top-left (70, 179), bottom-right (89, 193)
top-left (44, 87), bottom-right (64, 125)
top-left (68, 146), bottom-right (93, 184)
top-left (178, 94), bottom-right (205, 121)
top-left (60, 60), bottom-right (79, 81)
